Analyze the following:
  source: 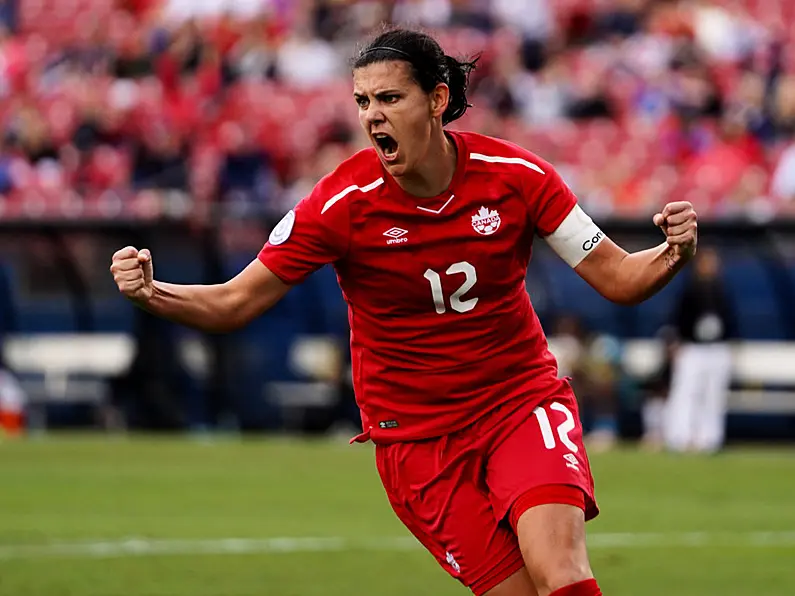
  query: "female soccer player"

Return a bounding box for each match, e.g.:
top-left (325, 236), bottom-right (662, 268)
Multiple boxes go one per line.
top-left (111, 27), bottom-right (698, 596)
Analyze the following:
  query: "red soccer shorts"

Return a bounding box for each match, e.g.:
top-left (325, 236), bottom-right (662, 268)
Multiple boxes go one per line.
top-left (375, 387), bottom-right (599, 595)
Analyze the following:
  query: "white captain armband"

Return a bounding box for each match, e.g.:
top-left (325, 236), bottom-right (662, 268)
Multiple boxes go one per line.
top-left (544, 205), bottom-right (607, 268)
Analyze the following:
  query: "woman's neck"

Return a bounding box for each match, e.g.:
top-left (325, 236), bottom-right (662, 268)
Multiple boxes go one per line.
top-left (396, 131), bottom-right (457, 198)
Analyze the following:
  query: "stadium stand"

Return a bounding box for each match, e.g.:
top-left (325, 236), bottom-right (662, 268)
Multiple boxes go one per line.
top-left (0, 0), bottom-right (793, 218)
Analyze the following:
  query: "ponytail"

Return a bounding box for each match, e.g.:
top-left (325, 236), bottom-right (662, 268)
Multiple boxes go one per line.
top-left (442, 54), bottom-right (478, 125)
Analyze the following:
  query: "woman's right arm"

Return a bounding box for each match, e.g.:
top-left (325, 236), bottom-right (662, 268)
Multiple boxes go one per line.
top-left (110, 246), bottom-right (290, 334)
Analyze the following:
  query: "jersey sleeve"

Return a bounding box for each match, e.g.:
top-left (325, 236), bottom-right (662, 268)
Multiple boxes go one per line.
top-left (526, 162), bottom-right (579, 238)
top-left (257, 175), bottom-right (350, 286)
top-left (524, 158), bottom-right (606, 268)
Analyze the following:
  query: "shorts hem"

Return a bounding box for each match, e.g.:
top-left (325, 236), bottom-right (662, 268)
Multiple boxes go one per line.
top-left (470, 549), bottom-right (526, 596)
top-left (508, 484), bottom-right (586, 533)
top-left (500, 483), bottom-right (600, 527)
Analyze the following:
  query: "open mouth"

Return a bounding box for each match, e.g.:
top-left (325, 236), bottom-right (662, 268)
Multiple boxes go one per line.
top-left (373, 133), bottom-right (399, 161)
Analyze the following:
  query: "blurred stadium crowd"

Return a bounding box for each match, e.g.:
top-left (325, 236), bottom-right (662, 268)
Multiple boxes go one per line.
top-left (2, 0), bottom-right (795, 221)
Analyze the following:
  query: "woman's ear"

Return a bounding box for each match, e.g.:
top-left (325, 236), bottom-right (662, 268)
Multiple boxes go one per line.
top-left (430, 83), bottom-right (450, 119)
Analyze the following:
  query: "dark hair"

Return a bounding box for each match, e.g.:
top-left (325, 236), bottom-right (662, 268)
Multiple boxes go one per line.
top-left (351, 26), bottom-right (479, 126)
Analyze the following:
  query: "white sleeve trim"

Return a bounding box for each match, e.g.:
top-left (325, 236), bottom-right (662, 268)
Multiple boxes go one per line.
top-left (321, 177), bottom-right (384, 214)
top-left (469, 152), bottom-right (546, 175)
top-left (544, 204), bottom-right (606, 268)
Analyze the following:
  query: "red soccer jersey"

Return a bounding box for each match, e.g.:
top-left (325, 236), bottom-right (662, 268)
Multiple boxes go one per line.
top-left (258, 131), bottom-right (577, 443)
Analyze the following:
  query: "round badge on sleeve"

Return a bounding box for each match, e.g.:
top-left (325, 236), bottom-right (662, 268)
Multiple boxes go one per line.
top-left (269, 210), bottom-right (296, 246)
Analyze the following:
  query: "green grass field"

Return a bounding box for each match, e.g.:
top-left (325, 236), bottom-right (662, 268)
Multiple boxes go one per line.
top-left (1, 435), bottom-right (794, 595)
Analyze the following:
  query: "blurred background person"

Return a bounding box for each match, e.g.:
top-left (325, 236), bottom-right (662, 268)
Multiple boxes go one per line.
top-left (577, 332), bottom-right (622, 452)
top-left (0, 361), bottom-right (26, 435)
top-left (664, 247), bottom-right (735, 453)
top-left (640, 325), bottom-right (677, 451)
top-left (552, 315), bottom-right (621, 452)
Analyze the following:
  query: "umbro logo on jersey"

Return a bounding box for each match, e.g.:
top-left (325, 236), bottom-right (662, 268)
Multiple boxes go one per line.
top-left (472, 206), bottom-right (501, 236)
top-left (383, 227), bottom-right (408, 245)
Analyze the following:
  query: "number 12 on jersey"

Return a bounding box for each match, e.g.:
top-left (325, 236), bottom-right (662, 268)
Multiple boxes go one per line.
top-left (424, 261), bottom-right (478, 314)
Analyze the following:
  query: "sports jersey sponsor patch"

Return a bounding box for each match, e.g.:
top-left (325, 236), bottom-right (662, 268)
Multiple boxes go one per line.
top-left (268, 210), bottom-right (295, 246)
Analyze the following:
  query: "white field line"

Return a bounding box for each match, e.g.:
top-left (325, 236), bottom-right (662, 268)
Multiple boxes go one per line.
top-left (0, 532), bottom-right (795, 560)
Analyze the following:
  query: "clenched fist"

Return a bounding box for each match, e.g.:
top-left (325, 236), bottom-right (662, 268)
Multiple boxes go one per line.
top-left (653, 201), bottom-right (698, 266)
top-left (110, 246), bottom-right (154, 303)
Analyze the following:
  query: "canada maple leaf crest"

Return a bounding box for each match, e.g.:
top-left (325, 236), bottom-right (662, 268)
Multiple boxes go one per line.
top-left (471, 206), bottom-right (501, 236)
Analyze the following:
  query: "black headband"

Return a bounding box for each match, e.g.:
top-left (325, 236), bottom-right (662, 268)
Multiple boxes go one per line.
top-left (364, 46), bottom-right (412, 60)
top-left (363, 46), bottom-right (450, 84)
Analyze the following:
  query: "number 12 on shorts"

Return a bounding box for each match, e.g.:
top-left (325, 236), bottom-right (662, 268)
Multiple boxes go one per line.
top-left (533, 403), bottom-right (579, 452)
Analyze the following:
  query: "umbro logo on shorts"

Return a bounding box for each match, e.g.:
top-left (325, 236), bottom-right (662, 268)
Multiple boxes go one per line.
top-left (446, 551), bottom-right (461, 573)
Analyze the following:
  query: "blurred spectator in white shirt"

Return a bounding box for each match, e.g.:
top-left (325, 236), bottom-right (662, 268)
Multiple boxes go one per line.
top-left (490, 0), bottom-right (553, 42)
top-left (688, 0), bottom-right (766, 64)
top-left (163, 0), bottom-right (268, 22)
top-left (770, 143), bottom-right (795, 205)
top-left (275, 21), bottom-right (342, 89)
top-left (392, 0), bottom-right (452, 28)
